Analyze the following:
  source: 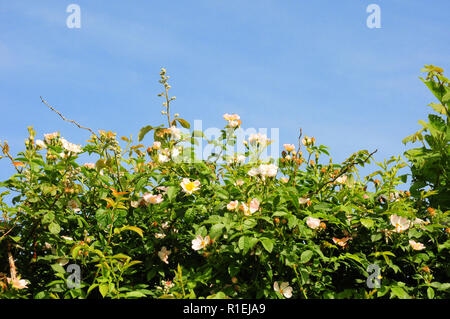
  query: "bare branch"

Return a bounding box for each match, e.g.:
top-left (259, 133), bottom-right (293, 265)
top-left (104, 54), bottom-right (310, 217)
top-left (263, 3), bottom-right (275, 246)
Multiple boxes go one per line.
top-left (40, 96), bottom-right (98, 138)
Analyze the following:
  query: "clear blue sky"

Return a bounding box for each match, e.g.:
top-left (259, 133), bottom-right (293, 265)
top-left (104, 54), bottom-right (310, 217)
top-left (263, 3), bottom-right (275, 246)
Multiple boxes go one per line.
top-left (1, 1), bottom-right (449, 185)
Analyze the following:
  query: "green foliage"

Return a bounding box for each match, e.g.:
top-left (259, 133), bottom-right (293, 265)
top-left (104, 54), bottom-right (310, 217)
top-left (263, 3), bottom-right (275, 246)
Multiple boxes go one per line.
top-left (403, 65), bottom-right (450, 211)
top-left (0, 67), bottom-right (448, 299)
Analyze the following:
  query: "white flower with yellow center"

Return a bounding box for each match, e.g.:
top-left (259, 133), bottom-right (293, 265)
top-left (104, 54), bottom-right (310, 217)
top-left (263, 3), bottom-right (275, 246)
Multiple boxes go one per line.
top-left (158, 153), bottom-right (170, 163)
top-left (44, 132), bottom-right (59, 142)
top-left (335, 175), bottom-right (347, 184)
top-left (169, 126), bottom-right (182, 140)
top-left (36, 139), bottom-right (47, 149)
top-left (409, 240), bottom-right (425, 251)
top-left (258, 164), bottom-right (278, 178)
top-left (180, 178), bottom-right (201, 195)
top-left (60, 138), bottom-right (82, 154)
top-left (143, 193), bottom-right (163, 205)
top-left (223, 113), bottom-right (240, 121)
top-left (248, 133), bottom-right (270, 147)
top-left (192, 235), bottom-right (210, 251)
top-left (306, 217), bottom-right (320, 229)
top-left (390, 215), bottom-right (410, 233)
top-left (7, 277), bottom-right (29, 290)
top-left (153, 141), bottom-right (161, 150)
top-left (83, 162), bottom-right (96, 169)
top-left (273, 281), bottom-right (292, 298)
top-left (298, 197), bottom-right (310, 205)
top-left (227, 200), bottom-right (239, 211)
top-left (283, 144), bottom-right (295, 152)
top-left (239, 198), bottom-right (260, 216)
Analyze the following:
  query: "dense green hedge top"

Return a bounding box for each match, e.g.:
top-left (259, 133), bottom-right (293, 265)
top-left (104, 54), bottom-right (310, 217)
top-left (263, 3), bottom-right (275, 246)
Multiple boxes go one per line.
top-left (0, 65), bottom-right (449, 299)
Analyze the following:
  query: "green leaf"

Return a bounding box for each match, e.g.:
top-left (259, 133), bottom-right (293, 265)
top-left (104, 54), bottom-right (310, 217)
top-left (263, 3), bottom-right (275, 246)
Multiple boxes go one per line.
top-left (260, 237), bottom-right (274, 253)
top-left (176, 118), bottom-right (190, 129)
top-left (360, 218), bottom-right (374, 229)
top-left (116, 225), bottom-right (144, 238)
top-left (138, 125), bottom-right (154, 142)
top-left (300, 250), bottom-right (313, 263)
top-left (430, 282), bottom-right (450, 291)
top-left (210, 224), bottom-right (224, 239)
top-left (228, 264), bottom-right (240, 277)
top-left (428, 102), bottom-right (447, 115)
top-left (390, 287), bottom-right (410, 299)
top-left (371, 233), bottom-right (382, 242)
top-left (48, 222), bottom-right (61, 234)
top-left (99, 283), bottom-right (109, 298)
top-left (167, 186), bottom-right (178, 202)
top-left (42, 211), bottom-right (55, 224)
top-left (238, 236), bottom-right (258, 254)
top-left (51, 263), bottom-right (66, 274)
top-left (427, 287), bottom-right (435, 299)
top-left (71, 245), bottom-right (83, 260)
top-left (125, 291), bottom-right (147, 298)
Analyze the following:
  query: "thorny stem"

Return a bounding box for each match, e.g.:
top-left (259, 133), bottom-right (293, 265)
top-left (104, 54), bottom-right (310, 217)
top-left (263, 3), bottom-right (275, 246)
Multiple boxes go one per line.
top-left (7, 241), bottom-right (17, 281)
top-left (307, 149), bottom-right (378, 198)
top-left (40, 97), bottom-right (98, 139)
top-left (292, 128), bottom-right (303, 187)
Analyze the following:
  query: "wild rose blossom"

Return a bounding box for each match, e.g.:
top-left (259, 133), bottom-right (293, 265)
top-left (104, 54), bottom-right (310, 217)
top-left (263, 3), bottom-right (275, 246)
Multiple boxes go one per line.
top-left (44, 132), bottom-right (59, 142)
top-left (227, 200), bottom-right (239, 211)
top-left (409, 240), bottom-right (425, 251)
top-left (192, 235), bottom-right (210, 251)
top-left (306, 217), bottom-right (320, 229)
top-left (390, 215), bottom-right (410, 233)
top-left (143, 193), bottom-right (163, 205)
top-left (223, 113), bottom-right (240, 122)
top-left (299, 197), bottom-right (310, 205)
top-left (7, 277), bottom-right (29, 290)
top-left (248, 133), bottom-right (270, 147)
top-left (60, 138), bottom-right (82, 154)
top-left (248, 164), bottom-right (278, 180)
top-left (273, 281), bottom-right (292, 298)
top-left (83, 163), bottom-right (96, 169)
top-left (239, 198), bottom-right (260, 216)
top-left (153, 141), bottom-right (161, 150)
top-left (169, 126), bottom-right (181, 140)
top-left (158, 153), bottom-right (169, 163)
top-left (180, 178), bottom-right (201, 195)
top-left (283, 144), bottom-right (295, 152)
top-left (335, 175), bottom-right (347, 184)
top-left (154, 233), bottom-right (166, 239)
top-left (35, 139), bottom-right (46, 149)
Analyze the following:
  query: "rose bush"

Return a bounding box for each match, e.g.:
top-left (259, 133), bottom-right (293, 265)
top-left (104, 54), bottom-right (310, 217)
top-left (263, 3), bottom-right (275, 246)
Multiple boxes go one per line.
top-left (0, 67), bottom-right (448, 299)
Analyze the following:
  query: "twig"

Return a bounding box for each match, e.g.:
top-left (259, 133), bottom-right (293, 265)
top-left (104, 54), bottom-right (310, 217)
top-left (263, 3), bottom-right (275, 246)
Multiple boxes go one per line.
top-left (7, 241), bottom-right (17, 281)
top-left (308, 149), bottom-right (378, 197)
top-left (0, 225), bottom-right (16, 242)
top-left (40, 96), bottom-right (98, 138)
top-left (292, 128), bottom-right (303, 187)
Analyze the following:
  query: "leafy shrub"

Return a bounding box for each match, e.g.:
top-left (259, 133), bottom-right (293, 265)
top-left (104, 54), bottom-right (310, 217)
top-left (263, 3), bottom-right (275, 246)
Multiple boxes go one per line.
top-left (0, 67), bottom-right (448, 299)
top-left (403, 65), bottom-right (450, 211)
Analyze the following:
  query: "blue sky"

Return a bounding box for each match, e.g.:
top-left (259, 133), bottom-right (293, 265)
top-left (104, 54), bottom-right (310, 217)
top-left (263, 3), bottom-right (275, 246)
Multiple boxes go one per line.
top-left (1, 0), bottom-right (449, 186)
